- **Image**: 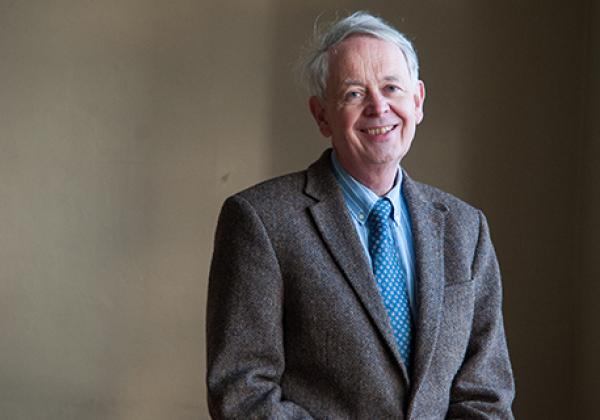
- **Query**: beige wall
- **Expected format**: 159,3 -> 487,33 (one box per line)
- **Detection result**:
0,1 -> 274,418
0,1 -> 597,419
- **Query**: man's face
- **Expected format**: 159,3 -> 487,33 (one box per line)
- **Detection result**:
310,35 -> 425,178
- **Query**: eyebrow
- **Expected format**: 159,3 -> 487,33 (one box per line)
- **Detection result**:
342,75 -> 402,86
342,79 -> 364,86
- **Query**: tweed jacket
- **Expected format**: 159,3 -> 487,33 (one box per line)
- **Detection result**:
206,150 -> 514,419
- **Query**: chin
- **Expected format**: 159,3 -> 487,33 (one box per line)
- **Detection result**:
366,146 -> 406,165
366,153 -> 399,166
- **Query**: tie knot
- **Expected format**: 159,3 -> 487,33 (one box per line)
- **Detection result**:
368,198 -> 392,227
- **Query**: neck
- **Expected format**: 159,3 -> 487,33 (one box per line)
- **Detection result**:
342,160 -> 399,196
356,168 -> 397,196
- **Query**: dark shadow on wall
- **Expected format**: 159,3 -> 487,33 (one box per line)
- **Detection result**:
453,4 -> 587,420
572,2 -> 600,416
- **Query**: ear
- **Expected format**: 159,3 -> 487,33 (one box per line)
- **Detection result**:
414,80 -> 426,124
309,96 -> 332,137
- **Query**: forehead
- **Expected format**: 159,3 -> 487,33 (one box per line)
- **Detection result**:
327,35 -> 410,84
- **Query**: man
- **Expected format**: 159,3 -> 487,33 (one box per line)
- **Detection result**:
207,11 -> 514,419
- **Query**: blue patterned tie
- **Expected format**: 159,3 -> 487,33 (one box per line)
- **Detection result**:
367,198 -> 413,368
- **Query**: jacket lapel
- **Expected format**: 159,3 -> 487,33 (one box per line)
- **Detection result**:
402,174 -> 447,405
304,152 -> 410,382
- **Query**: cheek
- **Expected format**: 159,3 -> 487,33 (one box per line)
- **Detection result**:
329,105 -> 365,139
394,99 -> 419,121
343,110 -> 362,131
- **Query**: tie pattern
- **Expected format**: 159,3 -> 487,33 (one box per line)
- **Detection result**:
367,198 -> 413,368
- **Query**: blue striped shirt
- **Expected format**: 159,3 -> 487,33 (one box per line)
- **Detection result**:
330,152 -> 416,314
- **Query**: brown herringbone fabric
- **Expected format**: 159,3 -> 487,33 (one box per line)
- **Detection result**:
206,149 -> 514,419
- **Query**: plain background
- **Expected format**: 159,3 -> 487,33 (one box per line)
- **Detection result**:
1,1 -> 599,419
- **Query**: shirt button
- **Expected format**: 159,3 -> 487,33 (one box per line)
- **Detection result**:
358,213 -> 365,221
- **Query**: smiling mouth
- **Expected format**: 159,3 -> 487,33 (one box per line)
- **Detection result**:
360,125 -> 398,136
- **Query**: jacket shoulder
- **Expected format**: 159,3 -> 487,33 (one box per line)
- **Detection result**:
406,178 -> 485,242
223,170 -> 313,217
410,179 -> 480,217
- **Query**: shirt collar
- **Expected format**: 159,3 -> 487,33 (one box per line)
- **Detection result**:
330,150 -> 403,225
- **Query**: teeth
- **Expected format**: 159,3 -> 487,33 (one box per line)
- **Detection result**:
366,125 -> 394,135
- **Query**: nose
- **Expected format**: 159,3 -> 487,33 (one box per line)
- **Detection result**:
365,91 -> 390,116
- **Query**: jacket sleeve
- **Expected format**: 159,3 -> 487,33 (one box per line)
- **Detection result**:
446,211 -> 515,419
206,195 -> 314,420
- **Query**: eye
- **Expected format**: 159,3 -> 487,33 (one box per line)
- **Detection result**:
385,84 -> 403,94
344,90 -> 364,102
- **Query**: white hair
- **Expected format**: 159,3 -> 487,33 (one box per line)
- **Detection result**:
300,11 -> 420,98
